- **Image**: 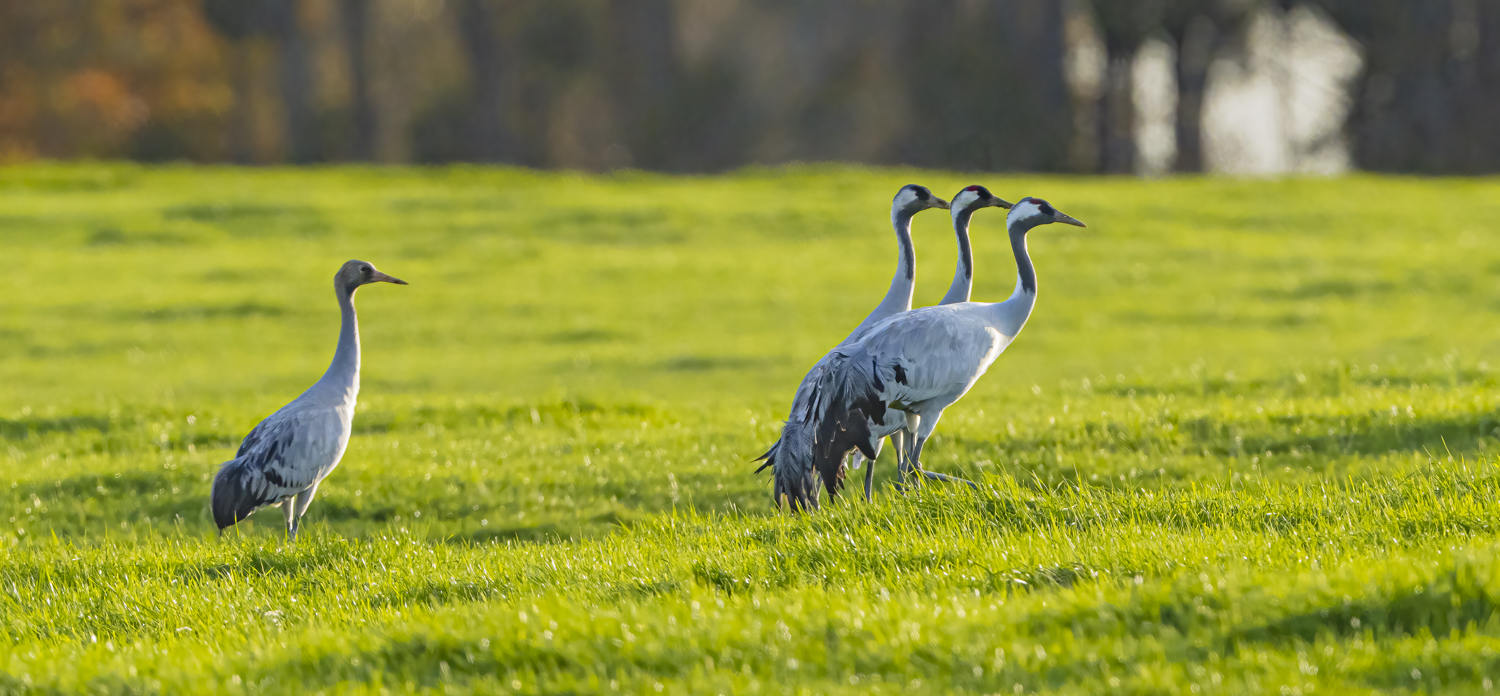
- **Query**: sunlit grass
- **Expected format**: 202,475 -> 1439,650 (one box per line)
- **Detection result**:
2,165 -> 1500,693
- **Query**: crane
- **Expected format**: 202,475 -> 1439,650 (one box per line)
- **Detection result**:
755,184 -> 949,511
808,198 -> 1085,497
210,259 -> 407,539
884,184 -> 1011,494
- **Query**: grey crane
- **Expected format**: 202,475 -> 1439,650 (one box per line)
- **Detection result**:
883,184 -> 1011,495
807,198 -> 1084,497
755,184 -> 949,511
211,259 -> 406,539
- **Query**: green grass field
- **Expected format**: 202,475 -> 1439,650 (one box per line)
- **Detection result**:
3,164 -> 1500,694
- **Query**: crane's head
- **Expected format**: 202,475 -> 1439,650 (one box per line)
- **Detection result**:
951,185 -> 1013,218
892,184 -> 950,214
1006,197 -> 1086,231
336,259 -> 407,296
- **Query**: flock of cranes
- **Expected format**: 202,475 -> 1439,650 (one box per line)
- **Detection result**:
208,185 -> 1083,537
756,185 -> 1083,511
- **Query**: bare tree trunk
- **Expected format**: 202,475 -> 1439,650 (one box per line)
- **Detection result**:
1086,0 -> 1155,174
340,0 -> 375,161
606,0 -> 678,169
1312,0 -> 1500,173
892,0 -> 1072,171
454,0 -> 508,162
227,44 -> 256,163
267,0 -> 315,162
1480,0 -> 1500,169
1000,0 -> 1075,170
1173,15 -> 1217,172
1099,45 -> 1136,174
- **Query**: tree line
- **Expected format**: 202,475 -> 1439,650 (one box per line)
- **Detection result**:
0,0 -> 1495,173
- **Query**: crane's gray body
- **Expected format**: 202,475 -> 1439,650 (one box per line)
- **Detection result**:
211,368 -> 358,534
211,260 -> 403,538
757,185 -> 946,510
780,198 -> 1081,506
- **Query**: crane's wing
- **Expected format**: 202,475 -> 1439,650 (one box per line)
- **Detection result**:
211,405 -> 348,529
752,307 -> 991,509
753,306 -> 892,475
810,307 -> 1003,487
752,348 -> 842,511
753,419 -> 821,511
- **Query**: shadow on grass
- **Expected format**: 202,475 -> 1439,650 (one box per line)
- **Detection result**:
134,302 -> 290,322
1233,573 -> 1495,647
351,399 -> 660,435
0,415 -> 115,439
968,406 -> 1500,464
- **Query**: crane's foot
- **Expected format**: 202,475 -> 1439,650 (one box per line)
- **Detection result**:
920,470 -> 978,490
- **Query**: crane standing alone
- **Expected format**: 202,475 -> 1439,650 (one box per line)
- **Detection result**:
755,184 -> 950,511
211,260 -> 406,539
809,198 -> 1085,492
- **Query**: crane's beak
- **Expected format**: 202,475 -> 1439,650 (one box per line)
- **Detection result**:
1054,212 -> 1086,228
372,271 -> 408,285
993,198 -> 1014,209
932,196 -> 951,210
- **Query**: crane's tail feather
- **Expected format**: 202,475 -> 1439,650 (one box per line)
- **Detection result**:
809,352 -> 889,496
211,456 -> 269,530
754,421 -> 820,512
752,441 -> 776,474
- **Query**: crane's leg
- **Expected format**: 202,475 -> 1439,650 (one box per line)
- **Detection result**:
896,435 -> 916,492
908,412 -> 977,490
893,413 -> 920,492
290,482 -> 320,541
281,499 -> 296,540
870,429 -> 888,501
863,450 -> 875,501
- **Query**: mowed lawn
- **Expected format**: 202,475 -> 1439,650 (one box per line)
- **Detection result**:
3,164 -> 1500,693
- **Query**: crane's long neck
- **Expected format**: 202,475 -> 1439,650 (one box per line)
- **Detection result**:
316,285 -> 361,402
841,207 -> 916,345
939,207 -> 975,305
1010,226 -> 1037,298
978,224 -> 1039,337
878,207 -> 918,313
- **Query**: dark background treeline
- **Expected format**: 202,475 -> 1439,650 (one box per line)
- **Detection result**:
1,0 -> 1496,174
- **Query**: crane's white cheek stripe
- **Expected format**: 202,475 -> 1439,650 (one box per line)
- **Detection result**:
1007,201 -> 1042,226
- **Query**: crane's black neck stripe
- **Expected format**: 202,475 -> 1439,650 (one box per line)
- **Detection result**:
894,209 -> 917,281
903,234 -> 915,281
1010,225 -> 1037,294
954,208 -> 975,281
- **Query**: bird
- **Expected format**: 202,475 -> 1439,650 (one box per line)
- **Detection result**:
879,184 -> 1011,495
808,197 -> 1085,495
755,184 -> 950,511
939,185 -> 1013,305
211,259 -> 407,539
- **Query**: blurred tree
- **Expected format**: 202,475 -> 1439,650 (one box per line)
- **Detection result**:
267,0 -> 316,162
440,0 -> 609,167
5,0 -> 1500,174
1086,0 -> 1167,174
452,0 -> 513,162
604,0 -> 679,169
200,0 -> 315,162
0,0 -> 229,161
1309,0 -> 1500,173
200,0 -> 267,161
897,0 -> 1075,171
339,0 -> 376,160
1159,0 -> 1257,173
